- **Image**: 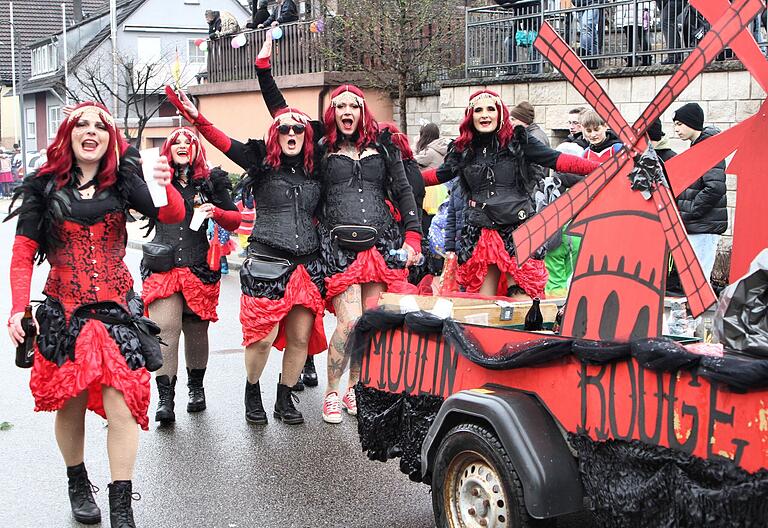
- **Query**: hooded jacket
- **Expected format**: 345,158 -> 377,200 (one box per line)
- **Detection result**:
583,129 -> 623,163
415,137 -> 449,169
264,0 -> 299,25
676,127 -> 727,235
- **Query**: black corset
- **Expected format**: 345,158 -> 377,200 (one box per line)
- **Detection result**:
322,154 -> 393,230
151,182 -> 209,268
249,167 -> 321,255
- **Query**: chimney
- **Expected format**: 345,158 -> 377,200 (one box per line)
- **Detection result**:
73,0 -> 83,23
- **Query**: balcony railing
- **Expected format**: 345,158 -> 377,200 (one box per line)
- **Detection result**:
466,0 -> 768,78
206,20 -> 330,83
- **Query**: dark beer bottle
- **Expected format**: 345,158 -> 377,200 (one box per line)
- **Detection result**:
524,297 -> 544,331
15,305 -> 36,369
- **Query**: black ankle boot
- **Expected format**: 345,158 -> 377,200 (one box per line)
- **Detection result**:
155,375 -> 176,424
301,355 -> 319,387
245,380 -> 268,424
274,383 -> 304,425
186,368 -> 207,412
66,463 -> 101,524
108,480 -> 139,528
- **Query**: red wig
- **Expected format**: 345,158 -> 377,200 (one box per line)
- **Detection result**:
38,102 -> 127,190
322,84 -> 378,152
160,127 -> 209,180
453,89 -> 514,153
265,107 -> 315,174
379,122 -> 414,160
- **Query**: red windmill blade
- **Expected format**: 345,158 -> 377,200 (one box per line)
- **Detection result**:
513,149 -> 631,262
650,184 -> 717,316
534,23 -> 640,148
634,0 -> 764,134
691,0 -> 768,92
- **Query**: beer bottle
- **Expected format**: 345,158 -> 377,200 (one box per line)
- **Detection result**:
15,305 -> 36,369
524,297 -> 544,331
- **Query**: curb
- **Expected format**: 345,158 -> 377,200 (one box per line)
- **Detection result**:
126,240 -> 243,271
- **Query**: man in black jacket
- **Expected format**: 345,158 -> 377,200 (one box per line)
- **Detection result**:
259,0 -> 299,27
673,102 -> 727,282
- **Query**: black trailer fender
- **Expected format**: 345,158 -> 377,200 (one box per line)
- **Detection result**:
420,386 -> 584,519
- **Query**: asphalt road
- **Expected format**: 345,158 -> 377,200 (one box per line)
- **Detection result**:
0,208 -> 594,527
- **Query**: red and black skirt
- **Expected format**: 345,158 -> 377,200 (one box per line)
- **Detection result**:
456,223 -> 548,298
239,255 -> 327,355
29,296 -> 153,430
318,221 -> 415,311
142,266 -> 221,321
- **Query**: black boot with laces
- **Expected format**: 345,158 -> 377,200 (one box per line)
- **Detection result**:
186,368 -> 207,412
301,356 -> 319,387
67,463 -> 101,524
274,383 -> 304,425
155,375 -> 176,424
245,380 -> 268,424
108,480 -> 139,528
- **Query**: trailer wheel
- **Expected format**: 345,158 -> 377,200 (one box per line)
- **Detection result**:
431,423 -> 549,528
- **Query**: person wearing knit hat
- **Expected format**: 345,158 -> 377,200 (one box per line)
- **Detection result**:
421,89 -> 599,301
165,58 -> 327,426
249,34 -> 424,424
672,103 -> 727,284
509,101 -> 535,126
672,102 -> 704,132
648,118 -> 677,162
509,100 -> 552,201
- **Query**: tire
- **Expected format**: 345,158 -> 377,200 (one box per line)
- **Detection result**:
431,423 -> 551,528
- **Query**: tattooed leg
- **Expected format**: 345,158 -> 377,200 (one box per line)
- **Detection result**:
326,284 -> 362,393
347,282 -> 386,387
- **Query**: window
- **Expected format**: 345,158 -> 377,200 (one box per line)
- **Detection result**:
48,106 -> 61,139
25,108 -> 36,140
31,43 -> 59,77
188,39 -> 206,64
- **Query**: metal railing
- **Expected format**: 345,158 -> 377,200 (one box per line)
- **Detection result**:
206,20 -> 331,83
466,0 -> 768,78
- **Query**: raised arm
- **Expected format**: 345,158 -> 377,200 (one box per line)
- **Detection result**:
120,148 -> 185,223
523,135 -> 599,175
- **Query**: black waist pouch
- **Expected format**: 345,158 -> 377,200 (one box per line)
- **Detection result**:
142,242 -> 174,273
330,225 -> 378,251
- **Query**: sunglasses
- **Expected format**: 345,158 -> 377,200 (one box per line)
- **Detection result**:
277,123 -> 306,135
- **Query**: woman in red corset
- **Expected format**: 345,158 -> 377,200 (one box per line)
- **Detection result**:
5,102 -> 184,527
422,90 -> 598,298
140,127 -> 240,424
167,85 -> 326,426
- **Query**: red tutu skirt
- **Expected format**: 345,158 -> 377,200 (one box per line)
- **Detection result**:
142,267 -> 220,321
240,264 -> 327,355
459,228 -> 548,298
30,320 -> 151,430
325,247 -> 416,312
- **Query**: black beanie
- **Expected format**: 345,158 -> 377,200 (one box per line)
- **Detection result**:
648,119 -> 664,141
673,103 -> 704,131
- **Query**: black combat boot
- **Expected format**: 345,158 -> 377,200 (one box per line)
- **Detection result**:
301,355 -> 319,387
66,463 -> 101,524
155,375 -> 176,424
274,383 -> 304,425
245,380 -> 268,424
186,368 -> 207,412
108,480 -> 139,528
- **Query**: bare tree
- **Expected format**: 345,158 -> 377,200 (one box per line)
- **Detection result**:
67,50 -> 184,146
323,0 -> 464,134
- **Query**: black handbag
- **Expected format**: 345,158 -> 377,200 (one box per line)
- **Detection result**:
242,253 -> 293,281
142,242 -> 174,273
470,195 -> 534,226
330,225 -> 378,251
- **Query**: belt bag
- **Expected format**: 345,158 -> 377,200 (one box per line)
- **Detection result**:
330,225 -> 378,251
470,195 -> 534,226
142,242 -> 174,273
242,253 -> 293,281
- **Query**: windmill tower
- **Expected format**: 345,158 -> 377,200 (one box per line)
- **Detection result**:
513,0 -> 765,340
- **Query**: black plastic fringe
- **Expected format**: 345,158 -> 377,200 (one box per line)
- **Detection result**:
570,434 -> 768,527
355,383 -> 444,483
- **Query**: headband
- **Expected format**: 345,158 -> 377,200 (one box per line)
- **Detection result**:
68,104 -> 120,161
331,90 -> 364,107
467,92 -> 502,109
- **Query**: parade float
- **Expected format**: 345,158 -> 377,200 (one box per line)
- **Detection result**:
352,0 -> 768,526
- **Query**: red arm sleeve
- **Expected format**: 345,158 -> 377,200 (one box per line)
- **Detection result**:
404,231 -> 422,251
422,167 -> 440,187
193,113 -> 232,153
156,184 -> 186,224
10,235 -> 38,315
212,207 -> 242,232
555,153 -> 599,175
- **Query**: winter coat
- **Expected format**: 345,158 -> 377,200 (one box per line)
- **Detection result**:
444,180 -> 467,253
676,127 -> 727,235
653,136 -> 677,162
614,1 -> 655,28
565,132 -> 589,149
250,0 -> 270,27
264,0 -> 299,25
526,123 -> 551,183
415,137 -> 449,169
583,129 -> 623,163
208,11 -> 240,38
